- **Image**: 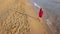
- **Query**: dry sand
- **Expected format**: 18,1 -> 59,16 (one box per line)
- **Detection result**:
0,0 -> 53,34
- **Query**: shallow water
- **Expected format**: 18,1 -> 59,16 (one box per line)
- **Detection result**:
29,0 -> 60,15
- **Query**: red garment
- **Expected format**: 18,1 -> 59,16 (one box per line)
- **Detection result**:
39,9 -> 43,18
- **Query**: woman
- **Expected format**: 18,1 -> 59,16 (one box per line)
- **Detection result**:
39,8 -> 43,18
